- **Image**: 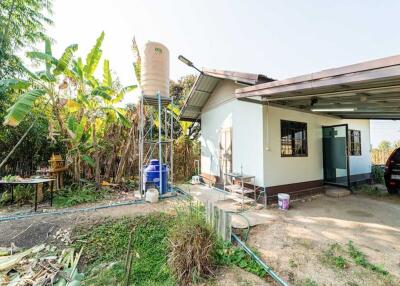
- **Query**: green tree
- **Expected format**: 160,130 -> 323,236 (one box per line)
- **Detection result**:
378,140 -> 392,151
0,0 -> 53,77
0,0 -> 54,175
2,33 -> 136,185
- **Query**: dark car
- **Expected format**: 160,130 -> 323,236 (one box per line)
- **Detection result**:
384,148 -> 400,194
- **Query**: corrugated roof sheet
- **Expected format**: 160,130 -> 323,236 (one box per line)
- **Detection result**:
180,68 -> 273,121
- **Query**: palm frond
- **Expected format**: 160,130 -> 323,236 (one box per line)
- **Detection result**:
84,31 -> 105,78
102,59 -> 112,86
132,37 -> 141,83
3,89 -> 46,126
53,44 -> 78,75
26,51 -> 58,66
0,79 -> 30,90
111,84 -> 137,103
91,86 -> 112,100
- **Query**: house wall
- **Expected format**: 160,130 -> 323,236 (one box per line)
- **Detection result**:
262,105 -> 371,189
199,82 -> 371,192
200,80 -> 265,186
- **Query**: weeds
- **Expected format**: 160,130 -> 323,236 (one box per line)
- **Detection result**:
323,243 -> 348,269
214,240 -> 266,277
348,241 -> 388,276
301,278 -> 318,286
354,184 -> 384,196
53,184 -> 107,208
73,214 -> 176,285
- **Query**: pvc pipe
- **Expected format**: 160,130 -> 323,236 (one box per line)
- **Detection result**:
232,233 -> 288,286
0,191 -> 187,222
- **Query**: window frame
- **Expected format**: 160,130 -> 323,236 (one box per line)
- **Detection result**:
280,119 -> 308,157
348,129 -> 362,156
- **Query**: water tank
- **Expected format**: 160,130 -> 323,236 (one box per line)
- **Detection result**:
143,159 -> 169,194
140,41 -> 170,97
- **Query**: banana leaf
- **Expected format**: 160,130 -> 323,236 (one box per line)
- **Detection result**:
3,89 -> 46,126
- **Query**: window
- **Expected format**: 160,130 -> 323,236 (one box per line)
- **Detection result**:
348,130 -> 361,156
281,120 -> 308,157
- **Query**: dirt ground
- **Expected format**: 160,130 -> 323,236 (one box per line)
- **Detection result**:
247,189 -> 400,286
207,266 -> 270,286
0,198 -> 180,248
0,195 -> 266,286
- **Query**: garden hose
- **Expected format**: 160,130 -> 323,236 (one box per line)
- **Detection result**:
232,233 -> 289,286
0,191 -> 187,222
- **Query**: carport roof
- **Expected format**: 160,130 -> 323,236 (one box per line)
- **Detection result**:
236,55 -> 400,119
179,68 -> 273,122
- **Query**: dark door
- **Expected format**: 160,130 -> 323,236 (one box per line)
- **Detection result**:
322,124 -> 350,188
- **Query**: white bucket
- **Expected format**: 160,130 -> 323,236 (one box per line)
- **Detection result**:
145,188 -> 159,203
191,175 -> 200,185
278,193 -> 290,210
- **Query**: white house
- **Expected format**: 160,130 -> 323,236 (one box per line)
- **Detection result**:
180,55 -> 400,198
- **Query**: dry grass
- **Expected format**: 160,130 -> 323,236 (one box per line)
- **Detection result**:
168,204 -> 216,285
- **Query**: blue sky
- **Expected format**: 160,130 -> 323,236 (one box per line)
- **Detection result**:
47,0 -> 400,147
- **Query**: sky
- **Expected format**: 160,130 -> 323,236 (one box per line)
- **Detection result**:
46,0 -> 400,147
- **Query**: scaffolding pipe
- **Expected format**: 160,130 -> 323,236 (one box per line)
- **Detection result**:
170,97 -> 174,192
158,91 -> 163,194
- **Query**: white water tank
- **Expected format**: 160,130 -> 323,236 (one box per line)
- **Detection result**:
140,41 -> 170,97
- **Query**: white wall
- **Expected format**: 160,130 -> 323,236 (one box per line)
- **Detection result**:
200,82 -> 371,188
200,80 -> 265,186
263,105 -> 371,187
347,119 -> 371,175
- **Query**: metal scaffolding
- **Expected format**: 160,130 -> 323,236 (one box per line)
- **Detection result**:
138,92 -> 174,197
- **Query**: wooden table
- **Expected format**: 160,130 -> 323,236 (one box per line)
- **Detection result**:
0,178 -> 55,211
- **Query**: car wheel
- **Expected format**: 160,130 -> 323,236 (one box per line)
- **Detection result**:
387,187 -> 398,194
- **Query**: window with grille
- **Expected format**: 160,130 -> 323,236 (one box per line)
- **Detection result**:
280,120 -> 308,157
348,130 -> 361,156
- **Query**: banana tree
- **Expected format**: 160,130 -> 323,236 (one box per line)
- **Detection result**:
2,32 -> 136,184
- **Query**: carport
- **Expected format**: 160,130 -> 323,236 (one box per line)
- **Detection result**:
235,55 -> 400,188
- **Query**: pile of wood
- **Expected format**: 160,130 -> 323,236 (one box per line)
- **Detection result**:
0,244 -> 83,286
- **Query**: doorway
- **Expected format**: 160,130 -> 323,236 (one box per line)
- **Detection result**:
322,124 -> 350,188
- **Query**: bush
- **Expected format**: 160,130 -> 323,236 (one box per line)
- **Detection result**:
168,203 -> 216,285
371,165 -> 384,184
53,183 -> 107,208
0,185 -> 34,206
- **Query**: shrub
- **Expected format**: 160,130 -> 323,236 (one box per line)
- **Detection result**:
168,203 -> 216,285
53,183 -> 107,208
371,165 -> 384,184
214,240 -> 266,277
0,185 -> 34,206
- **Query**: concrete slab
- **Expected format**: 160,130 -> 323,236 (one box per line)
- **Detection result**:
179,184 -> 272,229
325,187 -> 351,198
231,211 -> 276,229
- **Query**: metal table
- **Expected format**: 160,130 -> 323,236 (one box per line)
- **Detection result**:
0,178 -> 55,211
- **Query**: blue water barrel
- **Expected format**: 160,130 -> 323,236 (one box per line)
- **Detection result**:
143,159 -> 168,194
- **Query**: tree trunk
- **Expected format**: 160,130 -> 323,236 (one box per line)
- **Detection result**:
0,119 -> 36,170
116,125 -> 135,183
104,125 -> 121,180
93,120 -> 101,186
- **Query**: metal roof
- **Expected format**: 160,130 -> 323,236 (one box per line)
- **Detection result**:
236,55 -> 400,119
180,68 -> 273,121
